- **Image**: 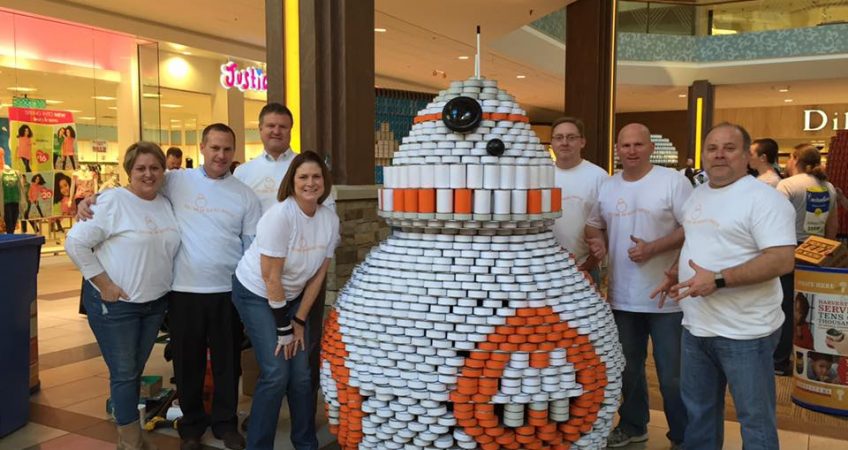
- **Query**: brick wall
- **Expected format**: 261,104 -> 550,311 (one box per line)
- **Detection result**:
326,185 -> 389,305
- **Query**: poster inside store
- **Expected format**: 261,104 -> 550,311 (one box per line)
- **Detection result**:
7,107 -> 78,219
792,266 -> 848,415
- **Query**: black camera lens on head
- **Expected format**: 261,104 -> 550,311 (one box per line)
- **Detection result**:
442,96 -> 482,133
486,139 -> 506,157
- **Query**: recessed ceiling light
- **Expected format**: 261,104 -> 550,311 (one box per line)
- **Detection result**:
160,103 -> 183,108
182,51 -> 192,56
458,56 -> 469,60
66,109 -> 83,113
142,93 -> 161,98
108,106 -> 117,110
784,99 -> 794,103
678,94 -> 687,98
78,116 -> 96,120
45,99 -> 64,105
374,28 -> 387,33
778,87 -> 790,93
7,87 -> 37,92
516,75 -> 526,79
92,96 -> 116,101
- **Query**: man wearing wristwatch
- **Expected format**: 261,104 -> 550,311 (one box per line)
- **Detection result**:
651,122 -> 796,450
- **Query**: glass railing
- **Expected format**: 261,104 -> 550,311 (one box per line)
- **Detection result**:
617,0 -> 848,37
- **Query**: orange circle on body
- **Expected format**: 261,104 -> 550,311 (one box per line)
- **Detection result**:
450,306 -> 608,449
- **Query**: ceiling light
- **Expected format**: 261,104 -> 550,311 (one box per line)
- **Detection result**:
778,87 -> 790,93
458,56 -> 469,60
516,75 -> 526,79
170,119 -> 181,123
7,87 -> 37,92
678,94 -> 687,98
160,103 -> 183,109
78,116 -> 96,120
784,99 -> 794,103
45,99 -> 64,105
92,96 -> 116,101
66,109 -> 83,113
108,106 -> 117,110
142,93 -> 161,98
374,28 -> 387,33
182,51 -> 192,56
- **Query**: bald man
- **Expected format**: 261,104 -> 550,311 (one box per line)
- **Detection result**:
585,123 -> 692,449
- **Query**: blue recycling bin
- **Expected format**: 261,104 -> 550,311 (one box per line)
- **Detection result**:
0,234 -> 44,437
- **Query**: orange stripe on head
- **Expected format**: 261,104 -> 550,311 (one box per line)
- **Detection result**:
451,307 -> 608,449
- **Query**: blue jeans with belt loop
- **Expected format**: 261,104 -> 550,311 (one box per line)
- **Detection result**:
231,275 -> 318,450
682,328 -> 781,450
82,280 -> 167,425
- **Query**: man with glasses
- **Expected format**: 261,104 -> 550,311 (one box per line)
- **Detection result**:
549,116 -> 608,285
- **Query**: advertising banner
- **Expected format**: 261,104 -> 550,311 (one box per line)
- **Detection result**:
7,108 -> 78,220
792,265 -> 848,416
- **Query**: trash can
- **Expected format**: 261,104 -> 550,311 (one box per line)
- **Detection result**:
0,234 -> 45,437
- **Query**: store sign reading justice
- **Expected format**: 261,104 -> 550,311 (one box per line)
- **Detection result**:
220,62 -> 268,92
804,109 -> 848,132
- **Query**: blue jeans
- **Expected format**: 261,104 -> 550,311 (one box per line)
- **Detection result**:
82,280 -> 167,425
682,328 -> 780,450
231,276 -> 317,450
614,310 -> 687,444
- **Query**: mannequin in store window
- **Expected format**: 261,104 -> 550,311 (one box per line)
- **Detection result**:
17,124 -> 33,173
2,147 -> 25,233
60,126 -> 77,170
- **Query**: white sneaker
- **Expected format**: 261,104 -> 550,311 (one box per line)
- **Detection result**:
606,428 -> 649,448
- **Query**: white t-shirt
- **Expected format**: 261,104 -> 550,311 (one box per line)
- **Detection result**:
552,160 -> 608,264
776,174 -> 836,242
234,148 -> 336,214
164,168 -> 262,293
756,170 -> 781,188
587,165 -> 692,313
65,188 -> 180,303
236,197 -> 340,301
678,175 -> 796,339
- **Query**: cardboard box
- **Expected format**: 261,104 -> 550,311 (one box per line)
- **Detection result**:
796,236 -> 848,267
241,349 -> 259,397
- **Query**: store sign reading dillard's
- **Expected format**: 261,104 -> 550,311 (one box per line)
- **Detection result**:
804,109 -> 848,132
220,61 -> 267,92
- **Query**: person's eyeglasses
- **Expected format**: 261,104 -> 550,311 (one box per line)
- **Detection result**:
552,134 -> 582,143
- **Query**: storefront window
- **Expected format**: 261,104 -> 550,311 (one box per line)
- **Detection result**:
0,9 -> 136,241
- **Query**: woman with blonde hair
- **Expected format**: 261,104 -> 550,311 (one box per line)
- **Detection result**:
65,142 -> 180,450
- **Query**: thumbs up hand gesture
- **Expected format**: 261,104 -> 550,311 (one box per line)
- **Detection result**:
627,235 -> 654,263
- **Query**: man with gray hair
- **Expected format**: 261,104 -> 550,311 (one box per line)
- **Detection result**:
652,122 -> 795,449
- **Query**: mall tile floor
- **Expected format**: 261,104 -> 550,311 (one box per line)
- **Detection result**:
1,254 -> 847,450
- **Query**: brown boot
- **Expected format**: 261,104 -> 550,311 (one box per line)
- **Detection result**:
116,421 -> 144,450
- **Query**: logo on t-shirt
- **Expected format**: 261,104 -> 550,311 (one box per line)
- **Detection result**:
804,187 -> 831,236
259,177 -> 276,194
615,198 -> 627,213
195,194 -> 208,208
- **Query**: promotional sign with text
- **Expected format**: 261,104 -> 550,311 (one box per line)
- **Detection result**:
793,265 -> 848,415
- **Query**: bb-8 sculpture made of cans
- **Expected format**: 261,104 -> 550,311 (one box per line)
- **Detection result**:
321,77 -> 624,450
